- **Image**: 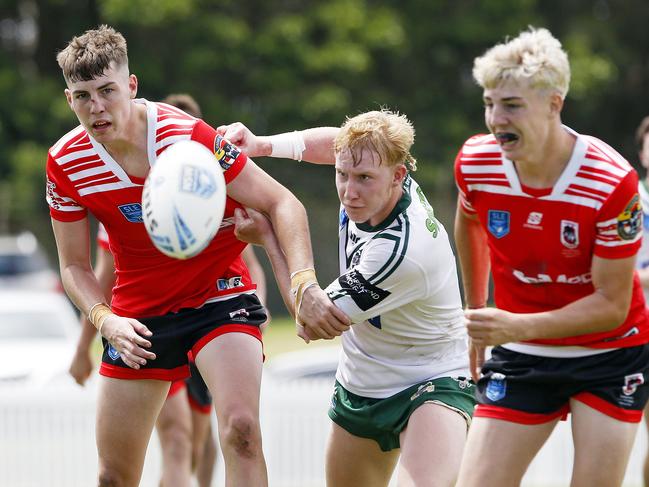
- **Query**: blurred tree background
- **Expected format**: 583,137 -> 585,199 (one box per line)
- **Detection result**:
1,0 -> 649,314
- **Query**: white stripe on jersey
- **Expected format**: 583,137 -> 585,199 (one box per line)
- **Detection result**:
50,126 -> 86,156
68,166 -> 113,182
78,180 -> 141,196
460,164 -> 506,174
155,133 -> 193,152
56,148 -> 98,165
465,184 -> 519,196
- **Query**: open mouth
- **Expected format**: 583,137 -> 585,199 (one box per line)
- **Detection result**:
92,121 -> 111,130
495,132 -> 519,145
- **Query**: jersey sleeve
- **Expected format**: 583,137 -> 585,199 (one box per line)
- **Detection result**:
594,169 -> 642,259
191,120 -> 248,184
324,237 -> 425,324
46,151 -> 87,222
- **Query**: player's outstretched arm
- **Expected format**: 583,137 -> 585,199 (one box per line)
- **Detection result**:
69,244 -> 116,385
52,218 -> 156,370
217,122 -> 339,165
234,208 -> 350,342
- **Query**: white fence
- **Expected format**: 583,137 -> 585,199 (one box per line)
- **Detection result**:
0,378 -> 648,487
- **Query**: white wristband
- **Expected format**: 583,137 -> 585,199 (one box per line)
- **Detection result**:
269,131 -> 306,161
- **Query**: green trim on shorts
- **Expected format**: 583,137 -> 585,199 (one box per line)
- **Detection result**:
328,376 -> 476,451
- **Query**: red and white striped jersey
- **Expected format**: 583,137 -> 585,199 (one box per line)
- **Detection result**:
46,99 -> 254,318
455,128 -> 649,348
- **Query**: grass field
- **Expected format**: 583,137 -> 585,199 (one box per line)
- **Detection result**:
263,315 -> 340,358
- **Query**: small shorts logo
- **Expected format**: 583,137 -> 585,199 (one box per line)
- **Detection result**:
107,344 -> 121,361
410,381 -> 435,401
622,373 -> 645,396
485,373 -> 507,402
229,308 -> 250,321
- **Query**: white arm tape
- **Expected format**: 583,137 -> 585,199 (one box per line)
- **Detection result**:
269,131 -> 306,161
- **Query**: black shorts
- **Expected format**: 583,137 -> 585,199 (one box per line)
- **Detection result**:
99,293 -> 266,381
475,344 -> 649,424
186,360 -> 213,413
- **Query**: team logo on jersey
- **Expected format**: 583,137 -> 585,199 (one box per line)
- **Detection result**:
485,373 -> 507,401
214,135 -> 241,170
560,220 -> 579,249
487,210 -> 510,239
617,194 -> 642,240
107,344 -> 121,361
180,165 -> 216,199
622,373 -> 645,396
118,203 -> 144,223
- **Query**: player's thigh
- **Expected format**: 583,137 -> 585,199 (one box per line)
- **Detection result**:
194,332 -> 263,420
570,398 -> 640,487
398,402 -> 467,487
156,386 -> 192,446
456,416 -> 558,487
326,421 -> 399,487
96,377 -> 170,476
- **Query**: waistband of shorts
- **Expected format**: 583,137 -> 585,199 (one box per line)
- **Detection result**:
500,342 -> 619,358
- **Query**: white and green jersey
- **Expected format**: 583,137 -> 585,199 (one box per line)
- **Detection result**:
325,176 -> 469,398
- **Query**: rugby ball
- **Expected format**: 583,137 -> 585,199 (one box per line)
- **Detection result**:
142,140 -> 226,259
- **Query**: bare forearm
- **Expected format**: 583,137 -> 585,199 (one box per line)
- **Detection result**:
259,232 -> 294,316
60,263 -> 110,316
268,196 -> 315,275
514,290 -> 631,341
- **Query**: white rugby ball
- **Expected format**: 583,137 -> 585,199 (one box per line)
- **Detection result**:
142,140 -> 226,259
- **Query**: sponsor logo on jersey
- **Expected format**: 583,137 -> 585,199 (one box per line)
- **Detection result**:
487,210 -> 510,239
118,203 -> 143,223
622,373 -> 645,396
214,135 -> 241,170
485,373 -> 507,402
217,276 -> 244,291
617,194 -> 642,240
329,269 -> 390,311
524,211 -> 543,229
560,220 -> 579,249
107,344 -> 121,361
229,308 -> 250,321
46,179 -> 62,209
410,381 -> 435,401
512,270 -> 592,284
416,186 -> 439,237
180,165 -> 216,199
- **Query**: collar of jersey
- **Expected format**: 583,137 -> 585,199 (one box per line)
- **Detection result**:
356,186 -> 412,232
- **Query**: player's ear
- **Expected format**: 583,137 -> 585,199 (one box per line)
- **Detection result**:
64,89 -> 73,108
393,164 -> 407,186
128,74 -> 138,99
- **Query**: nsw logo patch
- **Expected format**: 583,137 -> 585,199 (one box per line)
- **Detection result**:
107,344 -> 121,361
118,203 -> 143,223
487,210 -> 510,239
485,373 -> 507,402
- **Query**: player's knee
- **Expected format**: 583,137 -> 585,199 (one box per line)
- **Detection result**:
97,468 -> 124,487
220,413 -> 261,458
161,425 -> 192,462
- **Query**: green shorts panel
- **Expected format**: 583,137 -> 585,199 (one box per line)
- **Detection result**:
328,376 -> 476,451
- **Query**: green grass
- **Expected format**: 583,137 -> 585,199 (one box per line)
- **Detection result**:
263,315 -> 340,358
